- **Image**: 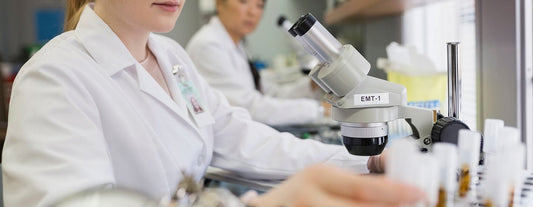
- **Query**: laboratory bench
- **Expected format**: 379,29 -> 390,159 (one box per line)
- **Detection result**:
203,123 -> 343,196
204,167 -> 280,193
270,123 -> 343,145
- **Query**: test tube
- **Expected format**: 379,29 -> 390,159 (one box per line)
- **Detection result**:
416,155 -> 440,207
500,130 -> 525,207
386,139 -> 440,207
386,139 -> 419,184
497,126 -> 522,151
457,129 -> 481,199
483,119 -> 504,165
482,144 -> 524,207
433,143 -> 458,207
483,157 -> 511,207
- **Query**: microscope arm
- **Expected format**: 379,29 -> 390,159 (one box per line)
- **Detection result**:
322,75 -> 437,150
287,13 -> 448,155
398,106 -> 436,150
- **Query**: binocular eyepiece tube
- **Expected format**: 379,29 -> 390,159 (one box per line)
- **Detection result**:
289,14 -> 342,63
288,13 -> 388,156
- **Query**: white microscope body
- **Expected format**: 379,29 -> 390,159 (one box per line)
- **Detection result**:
288,14 -> 437,155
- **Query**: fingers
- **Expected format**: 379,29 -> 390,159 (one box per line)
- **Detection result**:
379,150 -> 388,171
367,151 -> 388,173
295,186 -> 392,207
240,190 -> 259,205
301,195 -> 366,207
367,156 -> 383,173
305,165 -> 423,205
303,187 -> 413,207
259,165 -> 424,207
346,176 -> 425,204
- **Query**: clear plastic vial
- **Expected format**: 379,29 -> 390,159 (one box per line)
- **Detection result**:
433,143 -> 458,207
457,130 -> 481,199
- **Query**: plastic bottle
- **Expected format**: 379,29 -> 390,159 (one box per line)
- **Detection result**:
433,143 -> 458,207
457,129 -> 481,199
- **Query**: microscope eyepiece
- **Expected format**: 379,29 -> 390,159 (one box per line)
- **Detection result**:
288,22 -> 299,37
287,13 -> 341,63
292,13 -> 317,36
277,16 -> 287,27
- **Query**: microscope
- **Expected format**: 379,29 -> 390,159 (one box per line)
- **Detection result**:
287,14 -> 469,156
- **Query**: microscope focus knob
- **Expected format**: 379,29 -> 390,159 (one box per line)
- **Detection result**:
431,116 -> 469,144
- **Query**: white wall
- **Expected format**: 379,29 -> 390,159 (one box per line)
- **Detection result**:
162,0 -> 329,60
0,0 -> 65,61
0,0 -> 328,63
246,0 -> 327,63
0,0 -> 200,61
162,0 -> 203,46
476,0 -> 533,169
0,0 -> 7,61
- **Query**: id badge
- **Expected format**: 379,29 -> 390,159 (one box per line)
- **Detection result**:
175,65 -> 214,126
178,81 -> 205,115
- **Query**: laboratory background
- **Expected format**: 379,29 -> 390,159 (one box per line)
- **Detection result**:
0,0 -> 532,206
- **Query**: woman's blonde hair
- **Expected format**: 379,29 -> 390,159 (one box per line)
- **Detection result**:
64,0 -> 93,31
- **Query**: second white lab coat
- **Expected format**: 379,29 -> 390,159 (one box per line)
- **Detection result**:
1,5 -> 368,207
186,17 -> 320,126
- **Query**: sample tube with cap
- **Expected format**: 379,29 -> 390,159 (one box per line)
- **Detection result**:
483,156 -> 511,207
482,143 -> 524,207
497,126 -> 522,151
500,127 -> 524,207
386,139 -> 419,185
506,145 -> 525,207
457,129 -> 481,199
416,155 -> 440,207
433,143 -> 458,207
482,119 -> 504,165
386,139 -> 440,207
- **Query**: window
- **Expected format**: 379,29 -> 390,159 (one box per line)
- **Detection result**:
401,0 -> 477,130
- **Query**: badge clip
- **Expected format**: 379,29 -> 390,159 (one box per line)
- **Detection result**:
172,65 -> 181,75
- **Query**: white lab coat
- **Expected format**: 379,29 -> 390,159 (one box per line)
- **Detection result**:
186,17 -> 319,126
1,5 -> 368,207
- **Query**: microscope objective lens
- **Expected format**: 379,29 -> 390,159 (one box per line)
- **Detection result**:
341,136 -> 388,156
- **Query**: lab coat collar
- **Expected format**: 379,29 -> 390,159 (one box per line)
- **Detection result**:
208,16 -> 249,62
75,4 -> 151,76
208,17 -> 243,51
75,4 -> 202,134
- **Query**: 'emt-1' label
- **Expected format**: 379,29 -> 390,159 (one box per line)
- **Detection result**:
354,93 -> 390,106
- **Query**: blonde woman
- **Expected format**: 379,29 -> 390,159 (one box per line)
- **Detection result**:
2,0 -> 419,206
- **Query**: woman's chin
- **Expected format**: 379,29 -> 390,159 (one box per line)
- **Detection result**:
152,24 -> 176,33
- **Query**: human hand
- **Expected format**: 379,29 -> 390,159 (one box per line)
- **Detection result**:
367,150 -> 388,173
248,164 -> 424,207
321,102 -> 332,118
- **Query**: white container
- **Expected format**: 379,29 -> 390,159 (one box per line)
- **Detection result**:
483,119 -> 504,154
457,129 -> 481,198
433,143 -> 458,207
